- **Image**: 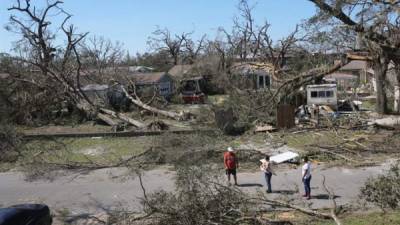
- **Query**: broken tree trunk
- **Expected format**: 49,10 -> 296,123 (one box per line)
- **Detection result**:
394,63 -> 400,113
76,100 -> 122,127
97,112 -> 120,127
121,86 -> 185,121
373,54 -> 389,114
100,108 -> 146,128
256,198 -> 332,219
395,85 -> 400,113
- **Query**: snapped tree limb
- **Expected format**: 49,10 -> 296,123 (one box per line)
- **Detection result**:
121,86 -> 185,121
99,108 -> 146,128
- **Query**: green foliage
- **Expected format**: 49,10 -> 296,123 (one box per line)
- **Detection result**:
360,163 -> 400,211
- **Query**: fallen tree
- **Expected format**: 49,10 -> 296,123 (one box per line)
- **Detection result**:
256,58 -> 348,111
308,0 -> 400,114
121,86 -> 185,121
99,108 -> 146,128
6,0 -> 153,129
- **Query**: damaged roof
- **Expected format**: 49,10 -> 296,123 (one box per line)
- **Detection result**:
168,65 -> 195,78
230,62 -> 279,81
231,62 -> 274,74
325,73 -> 358,80
81,84 -> 109,91
130,72 -> 171,84
340,60 -> 368,71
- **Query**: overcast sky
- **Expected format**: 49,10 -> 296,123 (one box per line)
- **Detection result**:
0,0 -> 316,54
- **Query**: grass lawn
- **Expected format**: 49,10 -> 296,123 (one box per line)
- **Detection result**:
17,123 -> 114,135
20,136 -> 154,166
281,129 -> 370,151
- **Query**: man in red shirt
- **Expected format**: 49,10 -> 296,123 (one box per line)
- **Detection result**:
224,147 -> 239,185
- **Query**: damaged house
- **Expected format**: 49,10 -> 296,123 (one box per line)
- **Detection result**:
81,84 -> 109,105
128,72 -> 174,100
325,60 -> 375,94
306,84 -> 338,110
81,84 -> 131,111
168,65 -> 197,81
168,64 -> 212,103
230,62 -> 274,90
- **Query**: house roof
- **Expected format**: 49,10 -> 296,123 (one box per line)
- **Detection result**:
340,60 -> 368,71
307,84 -> 337,89
231,62 -> 274,74
168,65 -> 194,78
82,84 -> 109,91
231,62 -> 279,81
325,73 -> 358,80
130,72 -> 170,84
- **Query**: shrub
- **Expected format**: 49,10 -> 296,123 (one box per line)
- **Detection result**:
360,163 -> 400,211
0,123 -> 22,162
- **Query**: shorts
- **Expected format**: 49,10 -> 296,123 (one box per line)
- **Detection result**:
226,169 -> 236,176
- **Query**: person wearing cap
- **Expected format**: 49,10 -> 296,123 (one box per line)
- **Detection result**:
224,147 -> 239,185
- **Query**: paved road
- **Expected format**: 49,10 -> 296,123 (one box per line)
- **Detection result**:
0,163 -> 389,215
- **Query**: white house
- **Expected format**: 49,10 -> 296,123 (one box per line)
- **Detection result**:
306,84 -> 338,109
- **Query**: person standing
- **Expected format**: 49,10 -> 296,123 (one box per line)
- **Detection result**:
224,147 -> 238,185
302,156 -> 312,200
260,155 -> 276,193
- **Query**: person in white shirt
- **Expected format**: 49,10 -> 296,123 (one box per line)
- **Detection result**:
260,155 -> 276,193
302,156 -> 312,200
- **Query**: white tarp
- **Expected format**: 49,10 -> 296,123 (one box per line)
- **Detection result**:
270,151 -> 299,164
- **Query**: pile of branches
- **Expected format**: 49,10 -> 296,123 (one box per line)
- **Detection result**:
0,123 -> 22,163
138,166 -> 251,225
110,165 -> 342,225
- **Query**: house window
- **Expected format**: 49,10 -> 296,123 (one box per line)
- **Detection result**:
326,91 -> 334,97
257,75 -> 270,89
159,82 -> 171,95
311,91 -> 318,98
310,90 -> 335,98
258,76 -> 264,88
265,76 -> 270,87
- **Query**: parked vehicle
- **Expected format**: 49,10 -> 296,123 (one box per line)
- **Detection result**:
0,204 -> 52,225
180,76 -> 207,104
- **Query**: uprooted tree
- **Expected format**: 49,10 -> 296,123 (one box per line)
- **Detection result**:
6,0 -> 184,128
